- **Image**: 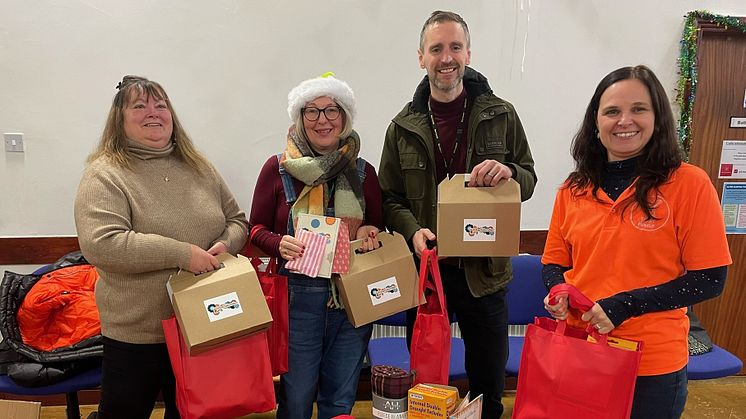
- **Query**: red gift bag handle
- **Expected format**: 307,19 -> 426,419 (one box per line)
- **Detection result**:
548,283 -> 595,311
547,283 -> 608,344
417,248 -> 447,314
249,224 -> 279,273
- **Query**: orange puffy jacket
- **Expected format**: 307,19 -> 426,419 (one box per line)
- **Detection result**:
17,264 -> 100,352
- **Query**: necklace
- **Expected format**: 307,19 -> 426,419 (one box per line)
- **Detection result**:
427,96 -> 468,176
144,157 -> 174,182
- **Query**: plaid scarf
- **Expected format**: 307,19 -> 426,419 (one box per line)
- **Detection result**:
281,126 -> 365,239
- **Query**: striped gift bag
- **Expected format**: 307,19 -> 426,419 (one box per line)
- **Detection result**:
285,229 -> 327,278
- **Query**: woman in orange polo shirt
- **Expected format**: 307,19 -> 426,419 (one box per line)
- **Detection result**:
542,65 -> 731,419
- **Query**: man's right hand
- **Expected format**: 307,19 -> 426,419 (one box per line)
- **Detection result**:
412,228 -> 436,257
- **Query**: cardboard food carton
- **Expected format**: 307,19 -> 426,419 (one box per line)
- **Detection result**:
436,175 -> 521,257
0,400 -> 41,419
167,253 -> 272,354
335,232 -> 422,327
408,383 -> 459,418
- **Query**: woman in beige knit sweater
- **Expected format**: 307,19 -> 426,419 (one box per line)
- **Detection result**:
74,75 -> 248,419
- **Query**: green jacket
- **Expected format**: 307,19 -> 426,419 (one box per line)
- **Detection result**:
379,67 -> 537,297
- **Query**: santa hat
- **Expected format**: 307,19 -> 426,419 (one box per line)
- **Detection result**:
287,72 -> 356,124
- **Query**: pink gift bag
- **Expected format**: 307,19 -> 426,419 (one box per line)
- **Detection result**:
332,221 -> 351,274
285,228 -> 327,278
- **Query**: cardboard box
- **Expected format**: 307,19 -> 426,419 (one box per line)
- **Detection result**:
335,232 -> 422,327
0,400 -> 41,419
408,384 -> 459,418
436,175 -> 521,257
167,253 -> 272,354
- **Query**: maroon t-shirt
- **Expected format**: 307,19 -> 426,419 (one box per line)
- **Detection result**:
249,155 -> 384,258
429,88 -> 470,182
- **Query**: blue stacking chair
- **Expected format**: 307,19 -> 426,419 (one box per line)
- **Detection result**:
687,345 -> 743,379
367,310 -> 467,381
505,254 -> 550,376
0,366 -> 102,419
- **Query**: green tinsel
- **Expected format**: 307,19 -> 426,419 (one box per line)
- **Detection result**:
677,11 -> 746,160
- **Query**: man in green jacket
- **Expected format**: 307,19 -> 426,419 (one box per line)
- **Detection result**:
378,10 -> 537,418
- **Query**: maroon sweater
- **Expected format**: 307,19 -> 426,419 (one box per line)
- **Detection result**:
249,155 -> 384,258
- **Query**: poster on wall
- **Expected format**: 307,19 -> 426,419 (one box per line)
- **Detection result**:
718,140 -> 746,179
721,182 -> 746,234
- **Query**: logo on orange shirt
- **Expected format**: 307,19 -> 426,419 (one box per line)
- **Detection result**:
629,196 -> 670,231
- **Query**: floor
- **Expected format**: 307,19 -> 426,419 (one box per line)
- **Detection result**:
40,376 -> 746,419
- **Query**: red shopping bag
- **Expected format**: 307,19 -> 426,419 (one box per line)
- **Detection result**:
248,225 -> 289,376
251,256 -> 289,376
162,316 -> 276,419
512,284 -> 642,419
410,248 -> 450,385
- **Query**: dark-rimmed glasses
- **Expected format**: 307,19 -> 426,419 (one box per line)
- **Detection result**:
302,106 -> 342,122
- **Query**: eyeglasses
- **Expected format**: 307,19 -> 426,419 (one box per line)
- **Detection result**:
302,106 -> 342,122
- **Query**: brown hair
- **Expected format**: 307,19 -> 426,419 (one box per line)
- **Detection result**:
419,10 -> 470,52
87,75 -> 210,173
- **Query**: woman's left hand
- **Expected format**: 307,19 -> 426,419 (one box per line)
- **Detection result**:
355,225 -> 381,253
581,303 -> 615,334
207,241 -> 228,256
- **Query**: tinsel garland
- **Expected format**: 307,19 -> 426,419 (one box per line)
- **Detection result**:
677,11 -> 746,160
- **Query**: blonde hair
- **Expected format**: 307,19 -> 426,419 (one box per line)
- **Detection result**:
88,75 -> 210,174
293,98 -> 353,147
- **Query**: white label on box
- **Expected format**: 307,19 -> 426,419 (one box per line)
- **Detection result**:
203,291 -> 243,322
367,276 -> 401,306
463,218 -> 497,241
372,407 -> 408,419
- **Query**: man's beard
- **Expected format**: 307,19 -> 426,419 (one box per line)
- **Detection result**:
430,68 -> 464,94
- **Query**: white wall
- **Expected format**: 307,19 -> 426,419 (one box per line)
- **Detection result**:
1,0 -> 745,238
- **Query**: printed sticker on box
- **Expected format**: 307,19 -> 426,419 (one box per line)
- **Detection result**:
463,219 -> 496,242
367,276 -> 401,306
203,291 -> 243,322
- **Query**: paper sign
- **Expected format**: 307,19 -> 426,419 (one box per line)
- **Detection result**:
718,141 -> 746,179
722,182 -> 746,234
730,117 -> 746,128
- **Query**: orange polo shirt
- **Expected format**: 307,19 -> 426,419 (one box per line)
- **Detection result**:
542,164 -> 731,375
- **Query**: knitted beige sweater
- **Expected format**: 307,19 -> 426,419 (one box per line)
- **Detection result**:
74,141 -> 248,344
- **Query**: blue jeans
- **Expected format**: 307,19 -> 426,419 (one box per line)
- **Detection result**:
277,273 -> 373,419
630,366 -> 688,419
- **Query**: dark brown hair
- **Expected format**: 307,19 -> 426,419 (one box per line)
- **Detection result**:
566,65 -> 682,219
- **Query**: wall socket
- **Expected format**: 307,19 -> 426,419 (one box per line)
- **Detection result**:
4,133 -> 24,152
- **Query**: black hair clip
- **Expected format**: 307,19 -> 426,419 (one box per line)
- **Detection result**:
116,81 -> 123,90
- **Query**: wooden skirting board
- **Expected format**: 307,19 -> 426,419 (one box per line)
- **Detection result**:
0,231 -> 547,265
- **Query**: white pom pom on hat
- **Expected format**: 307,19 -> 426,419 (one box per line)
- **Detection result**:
287,72 -> 356,124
